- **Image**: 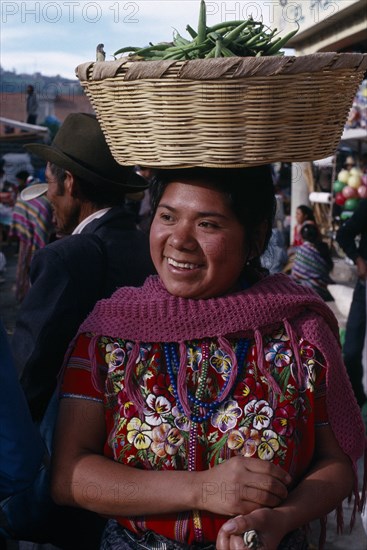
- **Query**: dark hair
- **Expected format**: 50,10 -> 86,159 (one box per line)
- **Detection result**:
150,165 -> 276,278
297,205 -> 315,222
301,223 -> 333,272
49,163 -> 126,207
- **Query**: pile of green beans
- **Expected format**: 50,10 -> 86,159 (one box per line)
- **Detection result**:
113,0 -> 298,61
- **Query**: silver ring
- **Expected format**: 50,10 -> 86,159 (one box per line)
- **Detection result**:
243,529 -> 260,549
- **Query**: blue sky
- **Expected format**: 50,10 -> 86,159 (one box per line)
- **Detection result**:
0,1 -> 284,80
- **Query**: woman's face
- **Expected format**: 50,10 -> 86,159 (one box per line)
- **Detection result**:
150,180 -> 247,299
296,208 -> 305,225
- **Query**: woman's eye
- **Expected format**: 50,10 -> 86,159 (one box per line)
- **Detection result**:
199,221 -> 219,229
160,212 -> 173,222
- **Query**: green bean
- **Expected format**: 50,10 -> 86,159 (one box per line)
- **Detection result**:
186,24 -> 198,39
113,1 -> 299,60
113,46 -> 141,56
134,43 -> 173,56
214,38 -> 223,57
221,46 -> 236,57
161,50 -> 186,60
251,38 -> 272,49
162,40 -> 210,60
242,30 -> 266,47
222,21 -> 252,46
175,39 -> 210,54
173,30 -> 191,47
262,37 -> 282,53
206,20 -> 249,33
207,31 -> 222,44
266,26 -> 299,54
197,0 -> 207,44
205,47 -> 216,59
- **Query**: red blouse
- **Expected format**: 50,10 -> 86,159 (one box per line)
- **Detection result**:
61,326 -> 327,544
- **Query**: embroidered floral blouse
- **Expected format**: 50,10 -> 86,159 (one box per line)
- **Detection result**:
61,325 -> 327,545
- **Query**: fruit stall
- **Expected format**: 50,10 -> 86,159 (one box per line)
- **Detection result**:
309,79 -> 366,244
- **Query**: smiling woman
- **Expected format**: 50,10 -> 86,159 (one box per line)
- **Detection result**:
52,166 -> 364,550
149,167 -> 274,299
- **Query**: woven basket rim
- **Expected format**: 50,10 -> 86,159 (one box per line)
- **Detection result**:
74,52 -> 366,167
76,52 -> 367,83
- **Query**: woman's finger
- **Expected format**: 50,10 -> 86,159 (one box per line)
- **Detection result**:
216,515 -> 249,549
216,515 -> 269,550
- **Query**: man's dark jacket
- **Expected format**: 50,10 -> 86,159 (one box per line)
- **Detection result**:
8,206 -> 154,549
336,198 -> 367,263
12,205 -> 155,421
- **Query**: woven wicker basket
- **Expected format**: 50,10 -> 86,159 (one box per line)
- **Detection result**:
76,53 -> 367,168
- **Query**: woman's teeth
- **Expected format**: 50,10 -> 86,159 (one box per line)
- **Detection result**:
167,258 -> 198,270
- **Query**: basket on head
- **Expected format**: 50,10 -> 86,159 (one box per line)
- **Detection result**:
76,53 -> 367,168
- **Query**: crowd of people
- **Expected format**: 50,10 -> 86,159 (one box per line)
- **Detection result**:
0,113 -> 366,550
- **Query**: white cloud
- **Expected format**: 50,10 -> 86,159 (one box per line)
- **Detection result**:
1,1 -> 275,78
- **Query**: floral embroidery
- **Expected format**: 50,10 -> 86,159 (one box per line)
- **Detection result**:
304,359 -> 317,391
172,406 -> 190,431
227,426 -> 261,457
270,327 -> 289,342
272,404 -> 296,437
211,400 -> 242,433
210,349 -> 232,380
91,327 -> 326,472
105,342 -> 125,371
265,341 -> 293,368
187,344 -> 202,371
126,341 -> 152,363
299,340 -> 318,391
151,423 -> 184,457
144,394 -> 172,426
127,417 -> 152,450
234,374 -> 265,403
244,399 -> 273,430
258,429 -> 280,460
152,373 -> 175,403
118,390 -> 138,419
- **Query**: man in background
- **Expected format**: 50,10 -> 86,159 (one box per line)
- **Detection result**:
336,198 -> 367,409
26,85 -> 39,125
10,113 -> 155,549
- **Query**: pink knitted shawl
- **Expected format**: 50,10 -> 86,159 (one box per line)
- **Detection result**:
66,272 -> 366,529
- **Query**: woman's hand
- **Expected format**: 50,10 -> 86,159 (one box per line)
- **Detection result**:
196,456 -> 291,516
216,425 -> 356,549
216,508 -> 287,550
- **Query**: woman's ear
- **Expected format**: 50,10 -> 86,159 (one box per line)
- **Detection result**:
250,221 -> 269,259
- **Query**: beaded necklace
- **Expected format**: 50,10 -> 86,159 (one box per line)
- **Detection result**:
163,338 -> 250,423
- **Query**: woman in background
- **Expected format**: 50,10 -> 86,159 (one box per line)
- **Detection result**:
291,223 -> 334,302
292,205 -> 315,247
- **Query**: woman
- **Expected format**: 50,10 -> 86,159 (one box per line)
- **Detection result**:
292,205 -> 315,248
291,223 -> 334,302
283,204 -> 316,275
10,191 -> 54,302
52,166 -> 364,550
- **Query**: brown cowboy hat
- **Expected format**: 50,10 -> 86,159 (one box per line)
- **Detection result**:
22,113 -> 148,200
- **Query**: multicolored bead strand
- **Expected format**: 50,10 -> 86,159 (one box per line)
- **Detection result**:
163,338 -> 250,423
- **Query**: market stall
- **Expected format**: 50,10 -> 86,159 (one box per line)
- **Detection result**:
308,79 -> 367,243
